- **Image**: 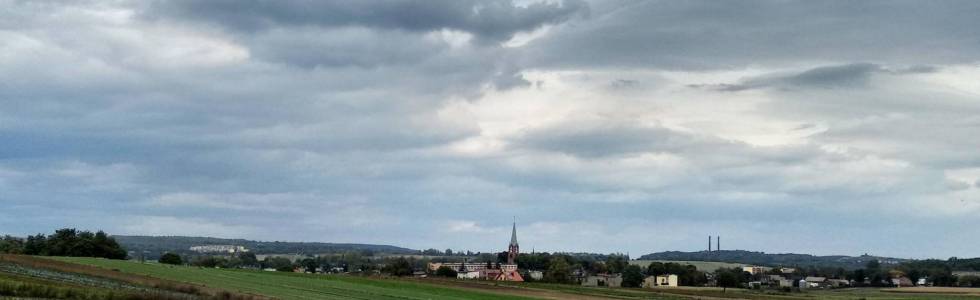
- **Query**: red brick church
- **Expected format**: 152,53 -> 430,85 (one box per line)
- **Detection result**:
427,221 -> 524,281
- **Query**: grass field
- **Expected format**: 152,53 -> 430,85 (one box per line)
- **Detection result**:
9,256 -> 978,300
53,257 -> 537,300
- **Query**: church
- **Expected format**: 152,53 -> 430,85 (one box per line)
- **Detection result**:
427,222 -> 524,281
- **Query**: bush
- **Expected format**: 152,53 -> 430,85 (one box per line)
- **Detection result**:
158,253 -> 182,265
435,266 -> 458,277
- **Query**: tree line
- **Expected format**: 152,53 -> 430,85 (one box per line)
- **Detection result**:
0,228 -> 127,259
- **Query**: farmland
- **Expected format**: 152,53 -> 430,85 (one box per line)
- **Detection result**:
4,255 -> 980,300
52,257 -> 537,300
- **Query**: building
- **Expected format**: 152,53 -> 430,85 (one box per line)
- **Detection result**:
458,271 -> 481,279
582,274 -> 622,287
642,274 -> 678,287
827,279 -> 850,287
427,221 -> 523,282
528,270 -> 544,281
765,275 -> 793,288
803,276 -> 827,288
742,266 -> 772,275
428,262 -> 516,273
189,245 -> 248,253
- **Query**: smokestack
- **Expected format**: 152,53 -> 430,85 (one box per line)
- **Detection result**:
717,236 -> 720,251
708,235 -> 712,252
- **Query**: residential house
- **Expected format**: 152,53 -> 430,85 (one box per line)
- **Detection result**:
582,274 -> 623,287
826,279 -> 849,287
457,271 -> 481,279
642,274 -> 678,288
765,275 -> 792,288
803,277 -> 827,288
742,266 -> 771,275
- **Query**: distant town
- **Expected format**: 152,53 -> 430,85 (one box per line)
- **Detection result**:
6,224 -> 976,294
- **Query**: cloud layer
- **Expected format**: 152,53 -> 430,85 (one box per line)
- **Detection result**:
2,0 -> 979,258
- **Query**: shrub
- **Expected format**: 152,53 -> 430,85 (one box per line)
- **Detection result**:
158,253 -> 183,265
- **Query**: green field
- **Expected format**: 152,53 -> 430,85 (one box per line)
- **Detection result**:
52,257 -> 536,300
17,257 -> 980,300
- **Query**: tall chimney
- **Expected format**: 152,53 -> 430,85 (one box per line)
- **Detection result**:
717,236 -> 720,251
708,235 -> 712,252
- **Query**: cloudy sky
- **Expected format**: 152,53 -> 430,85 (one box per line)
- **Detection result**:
2,0 -> 980,259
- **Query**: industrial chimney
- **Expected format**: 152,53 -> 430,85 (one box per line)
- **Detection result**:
717,236 -> 720,251
708,235 -> 712,252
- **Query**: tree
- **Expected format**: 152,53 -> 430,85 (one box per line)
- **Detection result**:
301,258 -> 318,273
717,268 -> 744,292
545,257 -> 571,283
384,257 -> 414,276
261,257 -> 295,272
646,262 -> 665,276
959,275 -> 980,287
191,256 -> 228,268
158,252 -> 182,265
23,234 -> 46,255
0,236 -> 24,254
605,255 -> 628,274
435,266 -> 458,278
622,265 -> 645,288
238,252 -> 259,267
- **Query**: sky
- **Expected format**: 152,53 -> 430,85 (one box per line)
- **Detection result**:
2,0 -> 980,259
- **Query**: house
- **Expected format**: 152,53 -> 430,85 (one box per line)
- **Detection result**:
827,279 -> 850,287
582,274 -> 623,287
642,274 -> 678,288
458,271 -> 481,279
779,267 -> 796,274
765,275 -> 792,288
916,277 -> 928,286
528,270 -> 544,281
802,277 -> 827,288
742,266 -> 771,275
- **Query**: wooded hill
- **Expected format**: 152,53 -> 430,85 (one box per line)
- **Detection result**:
114,235 -> 417,258
639,250 -> 909,270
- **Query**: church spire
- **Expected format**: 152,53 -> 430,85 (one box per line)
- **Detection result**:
510,219 -> 518,246
507,218 -> 520,265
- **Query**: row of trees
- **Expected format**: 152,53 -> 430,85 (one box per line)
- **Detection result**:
0,229 -> 126,259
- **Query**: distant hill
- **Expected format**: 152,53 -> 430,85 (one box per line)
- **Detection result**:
113,235 -> 417,258
638,250 -> 908,270
629,260 -> 746,273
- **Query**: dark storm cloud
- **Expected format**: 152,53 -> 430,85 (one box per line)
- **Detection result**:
524,0 -> 980,69
142,0 -> 588,42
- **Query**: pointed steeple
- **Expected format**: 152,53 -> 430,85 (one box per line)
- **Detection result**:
509,219 -> 518,246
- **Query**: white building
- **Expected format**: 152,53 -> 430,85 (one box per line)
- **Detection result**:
643,274 -> 678,288
189,245 -> 248,253
528,270 -> 544,281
